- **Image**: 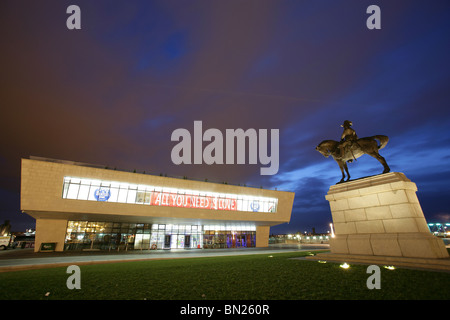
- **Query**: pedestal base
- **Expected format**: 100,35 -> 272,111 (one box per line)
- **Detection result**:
321,172 -> 449,271
330,232 -> 448,259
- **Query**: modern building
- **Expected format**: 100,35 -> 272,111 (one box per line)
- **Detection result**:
20,157 -> 295,252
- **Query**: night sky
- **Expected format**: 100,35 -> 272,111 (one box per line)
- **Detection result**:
1,0 -> 449,234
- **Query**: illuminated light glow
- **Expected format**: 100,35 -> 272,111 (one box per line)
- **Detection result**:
340,263 -> 350,269
384,266 -> 396,270
62,176 -> 278,213
318,260 -> 327,264
330,223 -> 336,238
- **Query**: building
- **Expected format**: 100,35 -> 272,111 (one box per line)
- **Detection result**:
269,233 -> 331,245
20,157 -> 295,252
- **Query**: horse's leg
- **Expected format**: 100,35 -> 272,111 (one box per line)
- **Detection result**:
367,151 -> 390,174
344,162 -> 351,181
337,161 -> 346,183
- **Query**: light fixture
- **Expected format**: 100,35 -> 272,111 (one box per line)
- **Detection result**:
340,263 -> 350,269
384,265 -> 395,270
330,223 -> 335,238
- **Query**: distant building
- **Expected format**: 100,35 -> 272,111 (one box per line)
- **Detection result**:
21,157 -> 295,252
269,233 -> 331,244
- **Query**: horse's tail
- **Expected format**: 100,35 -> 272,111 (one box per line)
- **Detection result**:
371,135 -> 389,150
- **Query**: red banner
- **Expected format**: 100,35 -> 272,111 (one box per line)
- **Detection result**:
149,191 -> 237,211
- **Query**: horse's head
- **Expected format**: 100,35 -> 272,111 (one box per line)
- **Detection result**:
315,140 -> 337,158
315,143 -> 330,158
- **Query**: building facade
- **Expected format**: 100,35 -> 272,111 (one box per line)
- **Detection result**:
21,157 -> 295,252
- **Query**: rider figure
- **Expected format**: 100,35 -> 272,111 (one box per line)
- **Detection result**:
339,120 -> 358,159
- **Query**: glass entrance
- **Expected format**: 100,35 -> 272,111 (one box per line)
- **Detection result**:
185,235 -> 190,248
164,235 -> 171,249
65,221 -> 255,251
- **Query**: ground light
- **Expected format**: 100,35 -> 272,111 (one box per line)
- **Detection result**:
339,262 -> 350,269
384,265 -> 396,270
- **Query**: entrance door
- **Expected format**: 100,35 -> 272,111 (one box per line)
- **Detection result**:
185,235 -> 190,248
134,234 -> 150,250
164,235 -> 171,249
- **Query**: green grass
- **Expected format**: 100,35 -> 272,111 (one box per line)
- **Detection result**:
0,251 -> 449,300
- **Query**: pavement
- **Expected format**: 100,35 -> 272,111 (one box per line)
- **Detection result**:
0,243 -> 330,272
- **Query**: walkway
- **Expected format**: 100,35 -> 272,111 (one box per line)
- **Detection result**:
0,244 -> 330,272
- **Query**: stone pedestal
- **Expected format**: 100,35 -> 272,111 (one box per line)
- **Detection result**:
308,172 -> 450,271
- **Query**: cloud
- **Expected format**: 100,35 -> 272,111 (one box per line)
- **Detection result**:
0,0 -> 449,233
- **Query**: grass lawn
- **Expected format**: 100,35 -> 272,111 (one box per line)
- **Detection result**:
0,251 -> 449,300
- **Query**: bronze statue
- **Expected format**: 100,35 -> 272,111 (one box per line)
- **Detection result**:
316,121 -> 390,183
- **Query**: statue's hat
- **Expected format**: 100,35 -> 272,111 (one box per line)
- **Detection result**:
341,120 -> 353,127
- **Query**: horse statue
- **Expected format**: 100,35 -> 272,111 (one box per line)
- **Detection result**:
316,135 -> 390,183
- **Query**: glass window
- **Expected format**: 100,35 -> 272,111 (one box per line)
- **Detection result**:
117,188 -> 128,203
66,182 -> 80,199
242,199 -> 249,212
111,181 -> 121,188
62,181 -> 69,198
136,191 -> 145,204
61,177 -> 278,213
90,179 -> 101,186
144,192 -> 152,204
87,186 -> 96,201
77,184 -> 90,200
108,188 -> 119,202
127,189 -> 137,204
100,181 -> 111,188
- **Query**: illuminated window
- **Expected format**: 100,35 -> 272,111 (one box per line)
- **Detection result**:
61,177 -> 278,213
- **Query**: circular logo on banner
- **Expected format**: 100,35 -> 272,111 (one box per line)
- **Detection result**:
94,188 -> 111,202
250,200 -> 260,212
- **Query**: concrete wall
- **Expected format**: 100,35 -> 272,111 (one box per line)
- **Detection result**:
326,172 -> 448,259
256,226 -> 270,248
35,218 -> 68,252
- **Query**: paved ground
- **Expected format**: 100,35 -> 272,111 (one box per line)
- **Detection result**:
0,244 -> 330,272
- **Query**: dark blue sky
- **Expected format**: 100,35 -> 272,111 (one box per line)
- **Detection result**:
1,0 -> 449,233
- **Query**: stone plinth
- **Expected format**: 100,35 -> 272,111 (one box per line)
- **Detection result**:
308,172 -> 450,271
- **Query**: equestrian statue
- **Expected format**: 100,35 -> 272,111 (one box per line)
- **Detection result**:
316,120 -> 390,183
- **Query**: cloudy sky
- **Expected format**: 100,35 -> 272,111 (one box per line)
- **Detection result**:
1,0 -> 449,233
